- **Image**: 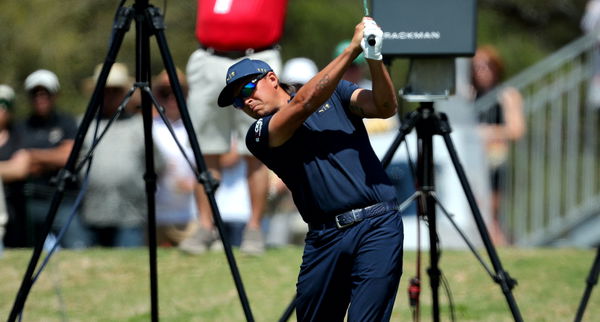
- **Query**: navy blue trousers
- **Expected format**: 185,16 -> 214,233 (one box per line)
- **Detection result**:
296,210 -> 404,321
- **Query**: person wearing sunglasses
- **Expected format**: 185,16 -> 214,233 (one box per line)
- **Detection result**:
218,18 -> 403,321
232,73 -> 268,109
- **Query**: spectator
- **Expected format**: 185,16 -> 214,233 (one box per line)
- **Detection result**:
582,0 -> 600,33
581,0 -> 600,107
151,69 -> 201,248
0,85 -> 22,252
153,69 -> 255,253
79,63 -> 148,247
18,69 -> 88,248
0,182 -> 6,256
0,85 -> 29,247
184,0 -> 287,254
214,138 -> 252,248
471,45 -> 526,245
280,57 -> 319,86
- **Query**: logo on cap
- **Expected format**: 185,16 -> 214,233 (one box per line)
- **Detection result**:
226,71 -> 236,82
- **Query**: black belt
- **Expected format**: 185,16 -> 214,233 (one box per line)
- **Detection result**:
308,200 -> 399,230
201,45 -> 276,59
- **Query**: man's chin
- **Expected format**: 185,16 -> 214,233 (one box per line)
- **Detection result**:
257,110 -> 276,118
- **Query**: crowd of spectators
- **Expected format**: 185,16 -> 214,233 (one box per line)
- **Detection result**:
0,64 -> 285,254
0,46 -> 527,254
0,0 -> 533,254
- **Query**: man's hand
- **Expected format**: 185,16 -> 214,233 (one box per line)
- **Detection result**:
361,18 -> 383,61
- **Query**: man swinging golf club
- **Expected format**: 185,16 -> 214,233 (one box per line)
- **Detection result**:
218,17 -> 403,321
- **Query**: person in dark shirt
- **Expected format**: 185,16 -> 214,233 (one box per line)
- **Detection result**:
0,84 -> 29,247
16,69 -> 89,248
217,18 -> 403,321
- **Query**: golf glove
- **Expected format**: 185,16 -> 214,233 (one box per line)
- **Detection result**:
361,19 -> 383,61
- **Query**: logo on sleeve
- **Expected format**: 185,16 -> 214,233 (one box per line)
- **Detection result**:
318,103 -> 331,113
254,118 -> 263,142
49,127 -> 65,145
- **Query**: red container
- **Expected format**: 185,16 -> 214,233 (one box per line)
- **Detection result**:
196,0 -> 288,51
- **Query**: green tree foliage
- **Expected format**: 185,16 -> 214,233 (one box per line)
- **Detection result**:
281,0 -> 362,67
0,0 -> 590,117
0,1 -> 198,117
477,0 -> 589,78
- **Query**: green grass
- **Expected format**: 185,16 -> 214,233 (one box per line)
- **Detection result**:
0,247 -> 598,321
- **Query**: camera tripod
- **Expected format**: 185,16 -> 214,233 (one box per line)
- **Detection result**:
381,101 -> 523,321
574,246 -> 599,322
8,1 -> 254,321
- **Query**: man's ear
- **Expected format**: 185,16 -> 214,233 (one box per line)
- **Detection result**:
267,71 -> 279,87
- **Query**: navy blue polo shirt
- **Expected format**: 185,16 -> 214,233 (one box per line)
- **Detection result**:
246,80 -> 397,223
15,110 -> 78,192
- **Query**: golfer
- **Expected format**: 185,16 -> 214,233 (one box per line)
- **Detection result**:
217,18 -> 403,321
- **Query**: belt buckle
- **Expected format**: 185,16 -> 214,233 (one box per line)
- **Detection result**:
335,209 -> 358,229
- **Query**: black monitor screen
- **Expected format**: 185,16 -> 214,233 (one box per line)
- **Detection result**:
372,0 -> 477,57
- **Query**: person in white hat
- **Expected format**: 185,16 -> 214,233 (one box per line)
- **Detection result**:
280,57 -> 319,86
24,69 -> 61,118
0,84 -> 27,249
0,84 -> 35,248
78,63 -> 153,247
17,69 -> 89,248
83,63 -> 137,116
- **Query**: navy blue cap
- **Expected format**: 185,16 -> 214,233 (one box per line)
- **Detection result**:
217,58 -> 273,107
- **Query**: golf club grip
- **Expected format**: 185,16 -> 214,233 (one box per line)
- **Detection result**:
367,34 -> 376,46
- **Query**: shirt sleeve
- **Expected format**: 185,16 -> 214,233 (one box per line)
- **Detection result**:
245,114 -> 272,159
337,80 -> 360,107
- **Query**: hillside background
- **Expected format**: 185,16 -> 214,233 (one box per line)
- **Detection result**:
0,0 -> 591,117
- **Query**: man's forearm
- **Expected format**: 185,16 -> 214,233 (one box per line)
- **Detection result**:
28,140 -> 73,171
367,60 -> 397,118
293,45 -> 361,115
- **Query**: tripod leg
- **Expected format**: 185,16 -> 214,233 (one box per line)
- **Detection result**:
424,193 -> 442,322
430,192 -> 496,278
134,4 -> 161,321
381,109 -> 421,169
414,107 -> 442,321
438,113 -> 523,322
574,247 -> 600,322
278,294 -> 297,322
8,8 -> 135,322
146,7 -> 255,322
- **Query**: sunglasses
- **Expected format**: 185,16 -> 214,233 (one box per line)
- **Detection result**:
233,73 -> 267,109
